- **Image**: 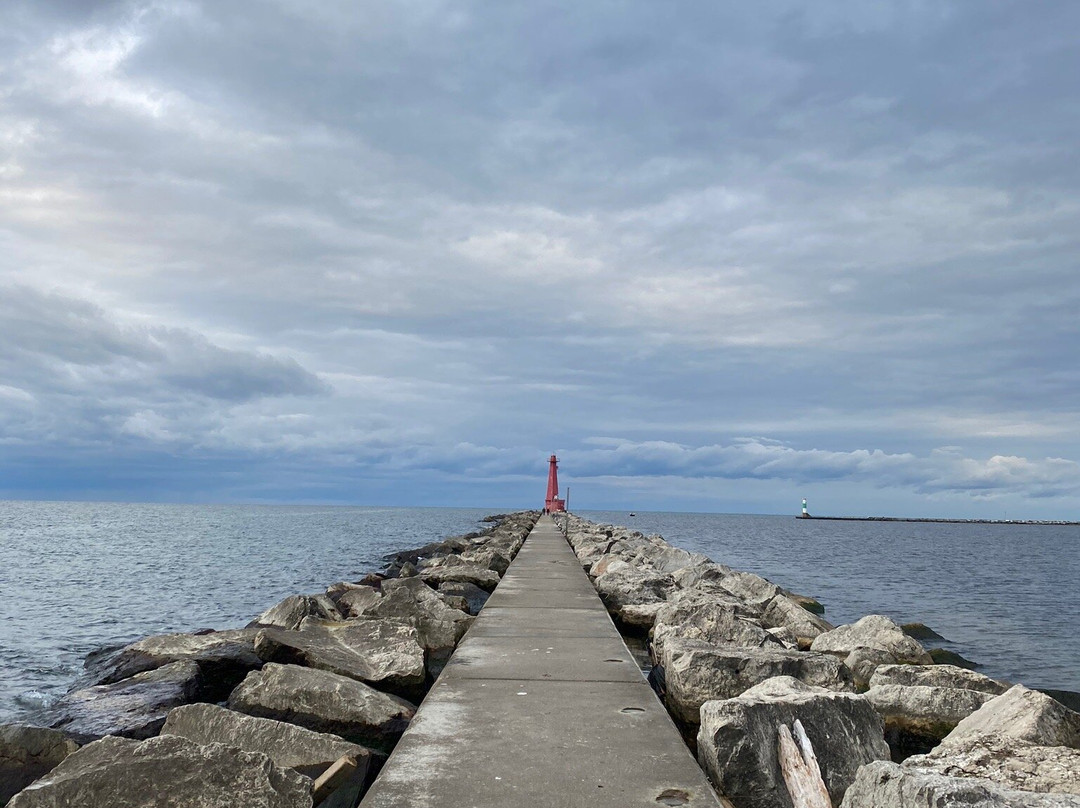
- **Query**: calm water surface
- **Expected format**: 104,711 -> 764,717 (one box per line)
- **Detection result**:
0,503 -> 1076,722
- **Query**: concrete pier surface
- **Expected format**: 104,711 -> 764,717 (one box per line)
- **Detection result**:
360,514 -> 725,807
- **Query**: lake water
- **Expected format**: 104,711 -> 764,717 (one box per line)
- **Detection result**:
0,502 -> 1076,723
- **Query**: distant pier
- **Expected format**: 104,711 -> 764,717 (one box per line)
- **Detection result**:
797,515 -> 1080,526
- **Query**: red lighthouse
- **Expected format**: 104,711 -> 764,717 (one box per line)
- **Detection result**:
545,454 -> 566,513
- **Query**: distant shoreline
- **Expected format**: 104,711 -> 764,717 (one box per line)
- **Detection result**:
797,515 -> 1080,526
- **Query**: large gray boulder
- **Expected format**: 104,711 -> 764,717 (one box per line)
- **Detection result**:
670,562 -> 733,595
437,582 -> 490,615
0,725 -> 79,804
228,663 -> 415,753
162,703 -> 370,781
697,676 -> 890,808
839,759 -> 1080,807
866,683 -> 997,756
458,546 -> 512,575
334,586 -> 382,618
811,615 -> 933,689
366,578 -> 475,677
869,663 -> 1009,696
651,592 -> 776,663
254,619 -> 426,697
417,564 -> 500,591
761,595 -> 833,649
44,661 -> 201,744
719,571 -> 782,609
648,547 -> 710,574
81,629 -> 263,701
594,567 -> 677,624
659,639 -> 854,726
941,684 -> 1080,750
248,594 -> 342,631
905,734 -> 1080,796
7,734 -> 312,808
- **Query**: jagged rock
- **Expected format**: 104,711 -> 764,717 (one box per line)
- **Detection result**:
929,646 -> 979,668
334,586 -> 382,618
901,622 -> 947,642
590,555 -> 633,578
162,702 -> 370,781
81,629 -> 262,701
766,626 -> 801,650
459,547 -> 512,575
670,562 -> 733,594
618,602 -> 669,629
228,663 -> 415,753
719,572 -> 782,609
866,683 -> 996,757
660,639 -> 854,726
869,663 -> 1009,696
248,594 -> 342,630
941,685 -> 1080,750
253,619 -> 426,697
438,593 -> 470,612
762,595 -> 833,648
648,547 -> 710,574
418,564 -> 500,591
697,676 -> 890,808
839,759 -> 1080,807
594,567 -> 677,626
650,592 -> 776,663
0,724 -> 79,804
783,591 -> 825,616
904,734 -> 1080,796
6,734 -> 312,808
437,582 -> 489,615
44,661 -> 201,744
368,578 -> 474,677
811,615 -> 933,688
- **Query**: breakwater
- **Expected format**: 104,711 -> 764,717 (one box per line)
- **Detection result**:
557,513 -> 1080,806
3,509 -> 1079,806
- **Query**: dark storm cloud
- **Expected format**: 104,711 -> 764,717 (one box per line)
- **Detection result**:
1,0 -> 1078,512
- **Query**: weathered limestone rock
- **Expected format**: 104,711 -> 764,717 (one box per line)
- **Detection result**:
6,734 -> 312,808
660,639 -> 854,726
367,578 -> 474,677
670,562 -> 733,595
334,586 -> 382,618
595,567 -> 678,627
906,734 -> 1080,796
228,663 -> 416,753
82,629 -> 262,701
590,554 -> 633,578
417,564 -> 500,591
648,547 -> 710,574
254,619 -> 426,696
162,703 -> 370,780
762,595 -> 833,648
459,547 -> 512,575
44,661 -> 201,744
650,592 -> 776,663
248,594 -> 342,631
941,685 -> 1080,750
866,683 -> 996,756
719,572 -> 782,609
869,663 -> 1009,696
0,725 -> 79,804
839,759 -> 1080,807
618,602 -> 669,629
697,676 -> 890,808
437,582 -> 489,615
438,593 -> 470,612
811,615 -> 933,688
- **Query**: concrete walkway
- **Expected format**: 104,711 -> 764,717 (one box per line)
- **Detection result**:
360,514 -> 724,807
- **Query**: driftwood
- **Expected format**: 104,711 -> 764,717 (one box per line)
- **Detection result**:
778,719 -> 832,808
312,754 -> 360,806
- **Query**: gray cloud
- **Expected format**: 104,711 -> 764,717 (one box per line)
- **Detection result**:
1,0 -> 1078,513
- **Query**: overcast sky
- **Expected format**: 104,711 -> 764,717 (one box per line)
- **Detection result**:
2,0 -> 1078,516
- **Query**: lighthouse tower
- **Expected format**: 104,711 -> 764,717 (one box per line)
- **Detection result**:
545,455 -> 566,513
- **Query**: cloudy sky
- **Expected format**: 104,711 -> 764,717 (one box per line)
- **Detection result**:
2,0 -> 1078,516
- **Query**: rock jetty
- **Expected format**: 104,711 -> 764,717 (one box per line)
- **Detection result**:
1,511 -> 539,807
559,512 -> 1080,808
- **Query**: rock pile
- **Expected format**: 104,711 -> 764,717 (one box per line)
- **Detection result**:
561,513 -> 1080,808
2,511 -> 539,807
